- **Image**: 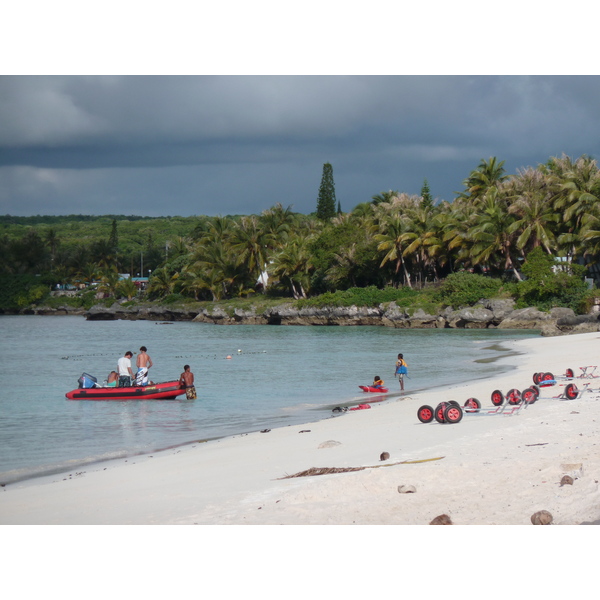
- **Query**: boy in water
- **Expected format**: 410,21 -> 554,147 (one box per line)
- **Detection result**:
395,353 -> 408,391
373,376 -> 384,389
180,364 -> 196,400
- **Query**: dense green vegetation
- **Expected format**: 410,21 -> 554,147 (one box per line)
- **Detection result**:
1,153 -> 599,314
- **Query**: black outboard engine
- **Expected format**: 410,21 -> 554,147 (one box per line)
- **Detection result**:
78,373 -> 98,389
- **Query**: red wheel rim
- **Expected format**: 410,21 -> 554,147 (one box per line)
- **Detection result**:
507,389 -> 521,404
435,402 -> 447,422
446,407 -> 461,422
565,384 -> 578,400
419,407 -> 433,420
566,368 -> 574,379
523,389 -> 536,403
491,391 -> 504,406
542,372 -> 554,381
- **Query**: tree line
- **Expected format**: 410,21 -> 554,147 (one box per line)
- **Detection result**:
1,154 -> 599,309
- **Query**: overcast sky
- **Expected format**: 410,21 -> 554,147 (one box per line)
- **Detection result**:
1,6 -> 599,218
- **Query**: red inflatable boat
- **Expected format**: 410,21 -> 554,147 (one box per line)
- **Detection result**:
66,380 -> 186,401
359,385 -> 389,393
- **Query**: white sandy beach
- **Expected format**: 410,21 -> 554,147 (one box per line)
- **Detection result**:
1,331 -> 600,526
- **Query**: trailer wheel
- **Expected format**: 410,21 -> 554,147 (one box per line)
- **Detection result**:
532,384 -> 540,395
522,387 -> 538,404
491,390 -> 504,406
507,388 -> 522,405
464,397 -> 481,412
444,404 -> 463,424
564,383 -> 579,400
417,405 -> 435,423
565,368 -> 574,379
542,372 -> 554,381
448,400 -> 460,408
434,402 -> 448,423
533,372 -> 541,384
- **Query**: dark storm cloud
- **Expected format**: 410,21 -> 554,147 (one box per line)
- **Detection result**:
1,75 -> 600,216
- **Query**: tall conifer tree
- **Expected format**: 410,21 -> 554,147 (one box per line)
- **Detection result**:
316,162 -> 337,220
421,179 -> 433,209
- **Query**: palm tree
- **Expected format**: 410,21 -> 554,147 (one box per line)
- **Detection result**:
147,268 -> 179,298
468,187 -> 522,279
371,201 -> 414,288
229,215 -> 270,288
270,238 -> 314,299
506,167 -> 559,255
458,157 -> 508,202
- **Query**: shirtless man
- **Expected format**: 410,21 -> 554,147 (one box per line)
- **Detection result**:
179,364 -> 196,400
135,346 -> 153,386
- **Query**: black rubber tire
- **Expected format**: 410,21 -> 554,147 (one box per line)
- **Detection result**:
417,405 -> 435,423
444,404 -> 463,424
522,387 -> 538,404
507,388 -> 522,405
463,397 -> 481,412
533,372 -> 541,385
491,390 -> 504,406
542,372 -> 554,381
564,383 -> 579,400
448,400 -> 460,408
434,402 -> 447,423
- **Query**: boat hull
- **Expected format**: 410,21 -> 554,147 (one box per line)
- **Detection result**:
66,380 -> 185,401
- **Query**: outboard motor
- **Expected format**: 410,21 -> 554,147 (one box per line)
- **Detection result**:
78,373 -> 98,389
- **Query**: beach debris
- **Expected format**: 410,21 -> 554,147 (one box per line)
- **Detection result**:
260,429 -> 271,433
277,456 -> 445,479
531,510 -> 553,525
299,430 -> 311,433
560,475 -> 574,486
281,466 -> 364,478
318,440 -> 342,448
332,406 -> 348,413
525,443 -> 548,446
380,452 -> 390,461
398,484 -> 416,494
430,514 -> 452,525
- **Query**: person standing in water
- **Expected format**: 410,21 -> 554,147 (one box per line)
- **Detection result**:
136,346 -> 153,386
179,364 -> 196,399
395,353 -> 408,391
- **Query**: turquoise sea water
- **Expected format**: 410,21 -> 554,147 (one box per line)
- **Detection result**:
0,315 -> 538,484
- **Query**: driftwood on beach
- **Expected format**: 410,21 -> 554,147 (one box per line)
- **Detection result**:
278,456 -> 445,479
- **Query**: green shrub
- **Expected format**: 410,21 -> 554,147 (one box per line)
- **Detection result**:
511,248 -> 589,312
437,272 -> 503,308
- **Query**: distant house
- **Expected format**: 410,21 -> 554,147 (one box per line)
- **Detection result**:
131,277 -> 149,290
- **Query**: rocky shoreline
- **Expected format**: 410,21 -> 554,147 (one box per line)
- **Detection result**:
18,298 -> 600,337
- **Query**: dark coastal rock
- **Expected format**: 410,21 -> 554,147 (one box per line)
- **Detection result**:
497,307 -> 551,329
481,298 -> 516,320
87,303 -> 119,320
447,307 -> 494,329
407,309 -> 439,328
72,295 -> 595,337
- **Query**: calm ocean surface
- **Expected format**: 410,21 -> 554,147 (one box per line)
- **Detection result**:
0,316 -> 538,484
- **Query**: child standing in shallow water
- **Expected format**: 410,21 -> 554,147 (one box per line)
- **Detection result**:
180,365 -> 196,400
395,353 -> 408,391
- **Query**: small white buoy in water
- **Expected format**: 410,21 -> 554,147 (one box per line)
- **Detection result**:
237,349 -> 242,353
